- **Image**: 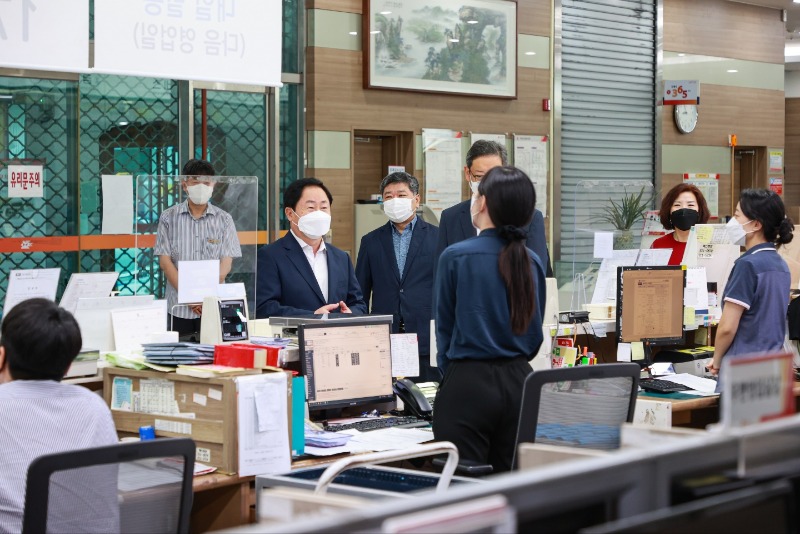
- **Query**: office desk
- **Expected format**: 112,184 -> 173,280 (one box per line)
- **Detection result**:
191,472 -> 254,533
640,384 -> 800,429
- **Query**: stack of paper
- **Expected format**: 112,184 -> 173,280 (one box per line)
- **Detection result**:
175,364 -> 256,379
142,343 -> 215,365
304,424 -> 353,448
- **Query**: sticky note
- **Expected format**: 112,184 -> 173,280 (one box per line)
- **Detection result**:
695,225 -> 713,244
684,307 -> 695,326
631,341 -> 645,361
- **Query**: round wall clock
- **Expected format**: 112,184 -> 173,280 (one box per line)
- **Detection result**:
674,105 -> 698,134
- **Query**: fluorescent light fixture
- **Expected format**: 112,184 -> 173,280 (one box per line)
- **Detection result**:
467,20 -> 478,24
449,38 -> 459,43
677,53 -> 686,57
369,30 -> 380,34
786,43 -> 800,57
726,69 -> 738,73
524,51 -> 536,56
349,31 -> 358,35
118,120 -> 129,126
0,95 -> 12,100
379,10 -> 392,14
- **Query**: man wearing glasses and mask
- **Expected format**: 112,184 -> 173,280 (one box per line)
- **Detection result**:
435,140 -> 552,277
155,158 -> 241,337
256,177 -> 367,318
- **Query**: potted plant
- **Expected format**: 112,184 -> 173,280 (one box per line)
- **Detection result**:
593,188 -> 652,250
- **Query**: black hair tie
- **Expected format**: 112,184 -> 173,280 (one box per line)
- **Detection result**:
499,225 -> 527,241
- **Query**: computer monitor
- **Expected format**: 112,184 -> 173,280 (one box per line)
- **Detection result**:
616,265 -> 685,348
298,318 -> 395,416
583,479 -> 796,533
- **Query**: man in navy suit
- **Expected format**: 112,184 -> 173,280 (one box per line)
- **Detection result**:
256,178 -> 367,318
356,172 -> 440,382
435,140 -> 553,277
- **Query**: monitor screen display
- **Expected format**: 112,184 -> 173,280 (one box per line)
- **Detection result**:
616,266 -> 685,345
219,299 -> 248,342
299,320 -> 395,411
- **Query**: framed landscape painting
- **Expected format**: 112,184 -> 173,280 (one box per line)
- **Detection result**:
363,0 -> 517,98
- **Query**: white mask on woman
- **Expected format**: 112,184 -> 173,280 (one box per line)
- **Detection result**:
295,210 -> 331,239
726,217 -> 754,247
186,183 -> 213,205
383,198 -> 415,223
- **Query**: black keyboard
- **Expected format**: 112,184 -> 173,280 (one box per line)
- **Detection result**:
324,416 -> 429,432
640,379 -> 691,393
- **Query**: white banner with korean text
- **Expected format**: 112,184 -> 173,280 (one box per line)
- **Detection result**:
94,0 -> 282,86
0,0 -> 89,72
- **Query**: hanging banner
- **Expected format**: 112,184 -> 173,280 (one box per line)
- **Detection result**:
0,0 -> 89,72
94,0 -> 282,86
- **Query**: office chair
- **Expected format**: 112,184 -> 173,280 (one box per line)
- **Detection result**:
23,438 -> 196,534
511,363 -> 640,470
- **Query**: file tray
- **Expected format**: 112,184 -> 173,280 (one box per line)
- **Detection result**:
257,443 -> 479,502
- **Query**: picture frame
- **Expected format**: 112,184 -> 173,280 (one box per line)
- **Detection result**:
363,0 -> 517,99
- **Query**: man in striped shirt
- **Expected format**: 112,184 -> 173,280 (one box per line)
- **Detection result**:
0,299 -> 119,532
155,159 -> 242,337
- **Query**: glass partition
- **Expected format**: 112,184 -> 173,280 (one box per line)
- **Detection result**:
135,174 -> 259,318
558,180 -> 656,311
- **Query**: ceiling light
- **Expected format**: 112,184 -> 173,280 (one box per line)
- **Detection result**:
727,69 -> 738,73
449,38 -> 459,43
349,31 -> 358,35
524,51 -> 536,56
118,120 -> 129,126
370,30 -> 380,34
0,95 -> 12,100
677,53 -> 686,57
467,20 -> 478,24
379,10 -> 392,14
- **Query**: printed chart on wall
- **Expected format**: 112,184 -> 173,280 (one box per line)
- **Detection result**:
422,129 -> 463,222
514,135 -> 548,217
683,174 -> 719,218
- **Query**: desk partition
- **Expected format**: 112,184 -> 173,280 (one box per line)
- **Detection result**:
226,415 -> 800,533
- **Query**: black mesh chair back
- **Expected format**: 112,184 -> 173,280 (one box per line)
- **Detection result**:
23,438 -> 195,534
512,364 -> 640,469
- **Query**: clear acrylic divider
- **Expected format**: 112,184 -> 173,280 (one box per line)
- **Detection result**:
558,180 -> 655,311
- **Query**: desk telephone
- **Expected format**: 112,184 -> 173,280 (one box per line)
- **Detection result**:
393,378 -> 433,420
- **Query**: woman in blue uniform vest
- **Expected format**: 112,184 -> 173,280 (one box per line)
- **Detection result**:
708,189 -> 794,385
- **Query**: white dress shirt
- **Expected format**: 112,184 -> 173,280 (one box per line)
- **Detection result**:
291,229 -> 329,302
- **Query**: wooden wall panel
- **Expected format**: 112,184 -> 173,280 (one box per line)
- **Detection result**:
307,49 -> 550,133
307,0 -> 360,13
786,99 -> 800,208
308,0 -> 550,37
664,0 -> 784,64
304,168 -> 356,257
661,85 -> 784,148
353,137 -> 384,202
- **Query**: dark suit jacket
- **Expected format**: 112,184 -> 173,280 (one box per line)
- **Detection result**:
356,219 -> 439,355
434,200 -> 553,277
255,233 -> 367,318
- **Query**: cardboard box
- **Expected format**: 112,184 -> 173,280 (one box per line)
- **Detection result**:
103,367 -> 293,474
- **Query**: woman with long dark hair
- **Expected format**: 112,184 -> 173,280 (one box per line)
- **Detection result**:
432,166 -> 546,473
708,189 -> 794,382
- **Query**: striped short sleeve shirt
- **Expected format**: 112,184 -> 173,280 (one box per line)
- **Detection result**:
154,201 -> 242,318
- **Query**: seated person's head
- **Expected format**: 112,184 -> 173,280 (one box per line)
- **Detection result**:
284,178 -> 334,240
181,159 -> 216,206
0,298 -> 82,382
659,183 -> 710,232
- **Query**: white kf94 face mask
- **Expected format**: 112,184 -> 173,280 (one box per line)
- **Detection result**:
186,183 -> 213,205
383,198 -> 415,223
295,210 -> 331,239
